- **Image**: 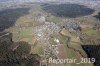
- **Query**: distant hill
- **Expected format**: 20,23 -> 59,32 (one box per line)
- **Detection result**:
0,0 -> 99,3
0,0 -> 100,10
0,0 -> 8,2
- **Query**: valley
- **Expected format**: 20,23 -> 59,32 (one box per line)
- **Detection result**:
0,1 -> 100,66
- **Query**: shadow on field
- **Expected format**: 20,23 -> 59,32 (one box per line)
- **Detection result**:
94,12 -> 100,20
82,45 -> 100,66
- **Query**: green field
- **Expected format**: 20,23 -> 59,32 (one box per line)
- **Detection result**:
49,34 -> 68,45
30,42 -> 44,55
84,29 -> 98,36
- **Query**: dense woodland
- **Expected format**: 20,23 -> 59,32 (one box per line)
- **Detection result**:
0,32 -> 40,66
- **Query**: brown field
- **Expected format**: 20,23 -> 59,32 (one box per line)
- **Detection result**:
51,63 -> 59,66
58,45 -> 67,59
75,51 -> 83,64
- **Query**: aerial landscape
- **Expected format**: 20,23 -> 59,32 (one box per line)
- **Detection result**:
0,0 -> 100,66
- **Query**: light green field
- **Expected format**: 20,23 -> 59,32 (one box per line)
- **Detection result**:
46,15 -> 62,23
20,28 -> 33,38
30,42 -> 44,55
49,34 -> 68,45
84,29 -> 98,36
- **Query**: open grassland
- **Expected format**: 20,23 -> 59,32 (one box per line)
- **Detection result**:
49,33 -> 68,45
63,44 -> 93,66
82,28 -> 99,36
81,28 -> 100,45
60,28 -> 80,43
30,42 -> 44,55
46,15 -> 62,24
20,28 -> 33,38
68,42 -> 87,57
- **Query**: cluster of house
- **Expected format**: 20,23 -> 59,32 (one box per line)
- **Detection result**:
93,23 -> 100,30
63,22 -> 82,32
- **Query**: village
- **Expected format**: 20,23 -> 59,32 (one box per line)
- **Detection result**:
0,1 -> 100,66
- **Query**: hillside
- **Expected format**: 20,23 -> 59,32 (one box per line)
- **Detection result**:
0,32 -> 40,66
